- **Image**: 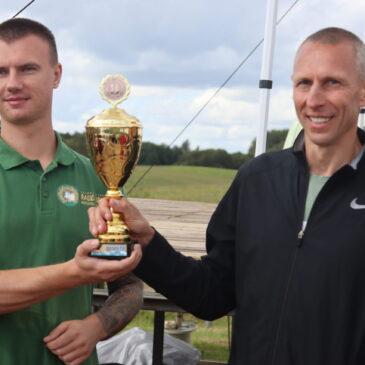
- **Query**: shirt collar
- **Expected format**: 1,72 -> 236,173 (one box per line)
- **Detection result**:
0,137 -> 28,169
53,132 -> 76,166
0,131 -> 75,170
292,129 -> 305,153
350,144 -> 365,170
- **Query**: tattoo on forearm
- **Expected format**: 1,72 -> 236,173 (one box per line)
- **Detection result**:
96,273 -> 143,339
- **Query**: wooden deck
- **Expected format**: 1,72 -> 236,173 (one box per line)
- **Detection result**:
129,197 -> 217,257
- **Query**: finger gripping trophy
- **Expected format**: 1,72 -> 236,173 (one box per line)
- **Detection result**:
86,74 -> 142,259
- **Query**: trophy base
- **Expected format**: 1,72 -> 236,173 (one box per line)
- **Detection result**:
90,241 -> 133,260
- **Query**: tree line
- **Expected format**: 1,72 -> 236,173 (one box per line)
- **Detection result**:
60,128 -> 289,170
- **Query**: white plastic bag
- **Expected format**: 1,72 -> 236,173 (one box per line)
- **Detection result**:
97,327 -> 201,365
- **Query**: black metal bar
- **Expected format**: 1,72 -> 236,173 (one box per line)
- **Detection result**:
259,79 -> 273,89
152,311 -> 165,365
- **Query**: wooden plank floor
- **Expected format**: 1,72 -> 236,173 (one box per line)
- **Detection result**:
129,198 -> 217,257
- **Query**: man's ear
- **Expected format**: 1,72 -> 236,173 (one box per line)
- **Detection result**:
53,63 -> 62,89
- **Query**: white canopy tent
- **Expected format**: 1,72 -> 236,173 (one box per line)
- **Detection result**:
255,0 -> 279,156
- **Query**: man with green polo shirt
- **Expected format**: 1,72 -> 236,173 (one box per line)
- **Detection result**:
0,18 -> 143,365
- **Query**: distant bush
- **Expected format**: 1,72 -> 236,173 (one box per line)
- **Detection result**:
59,129 -> 288,169
139,142 -> 183,165
60,132 -> 88,156
247,129 -> 289,158
179,149 -> 250,169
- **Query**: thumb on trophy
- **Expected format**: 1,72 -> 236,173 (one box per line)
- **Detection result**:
88,198 -> 112,236
109,197 -> 136,221
109,198 -> 155,247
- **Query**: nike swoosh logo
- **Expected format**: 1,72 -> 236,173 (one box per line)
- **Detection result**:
350,198 -> 365,210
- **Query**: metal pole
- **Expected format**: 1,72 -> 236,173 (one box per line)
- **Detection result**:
255,0 -> 279,156
359,109 -> 365,130
152,311 -> 165,365
359,26 -> 365,130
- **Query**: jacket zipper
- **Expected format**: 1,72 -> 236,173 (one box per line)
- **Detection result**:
270,240 -> 301,365
297,228 -> 305,247
270,173 -> 326,363
270,175 -> 308,364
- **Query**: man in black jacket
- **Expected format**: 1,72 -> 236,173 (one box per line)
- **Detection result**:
90,27 -> 365,365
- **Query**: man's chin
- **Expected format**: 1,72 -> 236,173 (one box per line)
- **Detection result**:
2,115 -> 33,126
304,132 -> 334,148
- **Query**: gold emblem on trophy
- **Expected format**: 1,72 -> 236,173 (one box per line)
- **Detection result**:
86,74 -> 142,259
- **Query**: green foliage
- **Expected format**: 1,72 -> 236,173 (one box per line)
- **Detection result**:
59,132 -> 89,156
139,142 -> 183,165
247,129 -> 289,157
59,129 -> 288,169
179,148 -> 250,169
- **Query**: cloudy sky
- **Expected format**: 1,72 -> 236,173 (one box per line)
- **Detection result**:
1,0 -> 365,153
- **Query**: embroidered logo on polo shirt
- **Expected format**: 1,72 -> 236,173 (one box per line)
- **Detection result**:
57,185 -> 79,206
80,191 -> 104,206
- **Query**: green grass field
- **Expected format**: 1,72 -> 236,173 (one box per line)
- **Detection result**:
125,165 -> 237,203
123,165 -> 237,362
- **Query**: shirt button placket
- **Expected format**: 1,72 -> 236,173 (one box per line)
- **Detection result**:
40,174 -> 50,212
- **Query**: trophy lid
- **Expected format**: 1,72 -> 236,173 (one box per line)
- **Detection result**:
86,74 -> 142,128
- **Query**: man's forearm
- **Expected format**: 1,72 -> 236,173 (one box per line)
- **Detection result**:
95,273 -> 143,339
0,261 -> 79,314
0,240 -> 142,315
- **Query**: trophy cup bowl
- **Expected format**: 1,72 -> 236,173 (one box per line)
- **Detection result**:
86,75 -> 142,259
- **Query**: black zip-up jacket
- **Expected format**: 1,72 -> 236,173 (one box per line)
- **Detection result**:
135,130 -> 365,365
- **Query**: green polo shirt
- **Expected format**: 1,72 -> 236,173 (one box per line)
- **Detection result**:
0,133 -> 106,364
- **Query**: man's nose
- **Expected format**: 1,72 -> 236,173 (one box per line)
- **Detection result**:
306,84 -> 325,108
6,71 -> 23,92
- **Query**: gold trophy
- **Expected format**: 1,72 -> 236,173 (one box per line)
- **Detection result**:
86,74 -> 142,259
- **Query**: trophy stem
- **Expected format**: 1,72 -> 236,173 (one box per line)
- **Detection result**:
103,189 -> 126,240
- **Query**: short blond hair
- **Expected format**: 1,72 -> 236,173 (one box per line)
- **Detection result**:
300,27 -> 365,80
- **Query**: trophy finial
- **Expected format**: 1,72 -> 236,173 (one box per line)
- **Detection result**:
99,74 -> 131,107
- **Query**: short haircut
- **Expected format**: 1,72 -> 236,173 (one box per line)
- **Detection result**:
0,18 -> 58,64
301,27 -> 365,80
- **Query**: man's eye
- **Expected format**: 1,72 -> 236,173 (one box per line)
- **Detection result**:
22,66 -> 36,72
328,79 -> 339,85
0,69 -> 7,76
296,80 -> 310,87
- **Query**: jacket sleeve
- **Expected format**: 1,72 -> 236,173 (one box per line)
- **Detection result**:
134,170 -> 240,321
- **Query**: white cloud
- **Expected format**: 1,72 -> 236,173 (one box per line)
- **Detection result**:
190,88 -> 259,123
180,46 -> 243,71
2,0 -> 365,155
53,120 -> 85,134
132,50 -> 172,72
269,87 -> 297,126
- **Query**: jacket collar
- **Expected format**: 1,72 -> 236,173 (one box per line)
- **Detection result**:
292,127 -> 365,170
293,127 -> 365,152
